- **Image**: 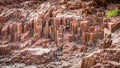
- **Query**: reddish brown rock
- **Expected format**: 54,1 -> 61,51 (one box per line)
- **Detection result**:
11,48 -> 56,65
40,39 -> 50,47
81,49 -> 120,68
108,22 -> 115,32
77,27 -> 82,35
62,18 -> 67,26
104,28 -> 111,38
97,17 -> 103,25
101,38 -> 112,49
88,32 -> 95,46
14,33 -> 18,42
50,25 -> 57,41
0,44 -> 19,55
94,27 -> 104,39
44,23 -> 49,38
44,9 -> 53,20
0,45 -> 11,55
82,32 -> 88,44
88,26 -> 95,32
63,33 -> 71,42
102,18 -> 108,28
36,25 -> 42,38
34,20 -> 38,33
108,22 -> 120,33
54,18 -> 61,27
81,21 -> 89,30
17,23 -> 22,35
9,24 -> 14,35
21,31 -> 30,42
1,24 -> 9,40
80,45 -> 88,52
72,22 -> 78,34
24,24 -> 28,32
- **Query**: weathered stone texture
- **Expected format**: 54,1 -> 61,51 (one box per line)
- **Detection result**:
81,49 -> 120,68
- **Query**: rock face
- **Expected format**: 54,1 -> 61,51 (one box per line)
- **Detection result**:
0,0 -> 120,68
81,49 -> 120,68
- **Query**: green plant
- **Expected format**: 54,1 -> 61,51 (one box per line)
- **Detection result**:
106,8 -> 119,18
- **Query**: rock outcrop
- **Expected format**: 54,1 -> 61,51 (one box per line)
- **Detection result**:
0,0 -> 120,67
81,49 -> 120,68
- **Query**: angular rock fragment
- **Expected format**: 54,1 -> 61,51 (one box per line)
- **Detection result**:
101,38 -> 112,48
108,22 -> 115,32
108,21 -> 120,33
104,28 -> 111,38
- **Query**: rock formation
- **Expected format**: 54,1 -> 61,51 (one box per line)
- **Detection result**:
0,0 -> 120,68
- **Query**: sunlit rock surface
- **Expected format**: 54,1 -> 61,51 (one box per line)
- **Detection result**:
0,0 -> 120,68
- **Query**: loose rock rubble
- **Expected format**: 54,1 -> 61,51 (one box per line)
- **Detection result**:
0,0 -> 120,68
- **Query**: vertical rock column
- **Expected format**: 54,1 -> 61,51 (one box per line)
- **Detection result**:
77,27 -> 82,43
107,22 -> 115,32
54,18 -> 61,28
92,15 -> 98,25
28,19 -> 34,37
14,33 -> 18,42
44,22 -> 49,38
17,23 -> 22,41
94,27 -> 104,45
80,21 -> 89,45
102,18 -> 108,28
9,24 -> 15,42
34,16 -> 43,39
80,21 -> 89,31
17,23 -> 22,35
1,24 -> 9,40
70,19 -> 78,42
88,33 -> 95,46
24,23 -> 28,33
50,25 -> 56,41
82,32 -> 87,45
97,17 -> 103,26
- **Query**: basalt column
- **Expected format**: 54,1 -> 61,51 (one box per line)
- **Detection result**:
9,24 -> 16,42
1,24 -> 9,40
17,23 -> 22,35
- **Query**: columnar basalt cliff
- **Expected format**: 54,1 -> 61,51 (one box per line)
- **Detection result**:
0,0 -> 120,68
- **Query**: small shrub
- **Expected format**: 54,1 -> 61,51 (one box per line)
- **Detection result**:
106,8 -> 119,18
